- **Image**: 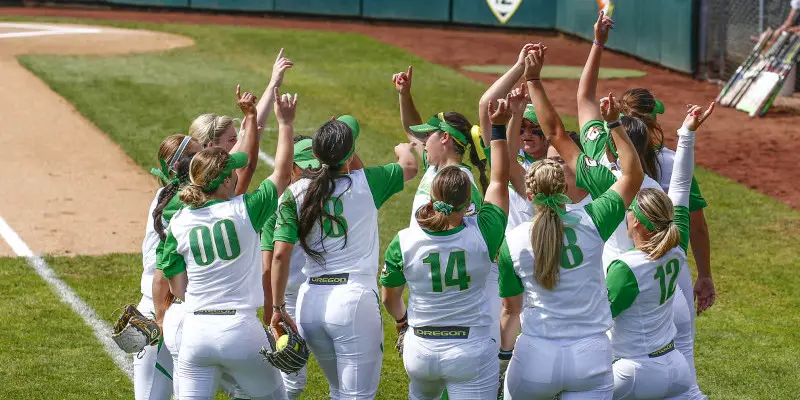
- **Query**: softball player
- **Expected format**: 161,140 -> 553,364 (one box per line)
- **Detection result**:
380,97 -> 510,399
608,103 -> 713,399
260,135 -> 318,400
159,88 -> 296,400
137,134 -> 201,400
269,116 -> 418,399
498,47 -> 644,398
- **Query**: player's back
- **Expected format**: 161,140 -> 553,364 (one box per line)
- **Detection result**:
169,196 -> 261,313
399,217 -> 493,328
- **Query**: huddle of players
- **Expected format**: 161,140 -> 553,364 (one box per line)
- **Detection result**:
135,11 -> 717,400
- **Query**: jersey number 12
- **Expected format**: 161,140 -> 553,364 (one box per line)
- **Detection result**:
423,251 -> 471,292
654,259 -> 680,305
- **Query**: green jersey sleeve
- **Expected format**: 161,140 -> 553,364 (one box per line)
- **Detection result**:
364,163 -> 405,209
575,153 -> 617,199
606,260 -> 640,318
379,234 -> 406,288
674,205 -> 691,253
580,120 -> 611,160
159,228 -> 186,279
162,193 -> 184,223
498,240 -> 525,298
273,191 -> 299,245
243,179 -> 280,231
260,212 -> 278,252
584,189 -> 626,242
689,176 -> 707,212
477,203 -> 508,261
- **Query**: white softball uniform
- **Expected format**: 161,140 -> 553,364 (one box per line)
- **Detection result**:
498,189 -> 626,399
160,179 -> 286,400
381,204 -> 507,399
136,188 -> 174,400
275,164 -> 406,399
507,188 -> 533,233
262,209 -> 307,400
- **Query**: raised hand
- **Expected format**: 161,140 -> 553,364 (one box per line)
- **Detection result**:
236,85 -> 258,118
594,11 -> 615,45
508,83 -> 528,116
392,66 -> 413,95
273,87 -> 298,125
489,95 -> 512,126
524,44 -> 547,80
682,102 -> 715,131
516,43 -> 537,66
270,48 -> 294,88
599,92 -> 621,123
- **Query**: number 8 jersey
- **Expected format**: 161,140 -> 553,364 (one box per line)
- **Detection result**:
160,180 -> 280,313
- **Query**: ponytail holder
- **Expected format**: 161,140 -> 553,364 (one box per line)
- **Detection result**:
150,158 -> 171,184
470,125 -> 487,161
433,201 -> 454,215
533,193 -> 581,225
629,195 -> 656,231
652,98 -> 665,117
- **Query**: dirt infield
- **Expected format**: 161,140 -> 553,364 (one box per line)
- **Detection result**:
3,6 -> 798,212
0,20 -> 193,256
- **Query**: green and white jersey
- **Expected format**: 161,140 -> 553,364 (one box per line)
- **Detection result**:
411,163 -> 482,228
516,149 -> 536,171
275,164 -> 405,278
497,190 -> 626,339
507,189 -> 533,233
261,194 -> 306,293
159,179 -> 279,312
607,206 -> 691,358
655,147 -> 708,212
141,188 -> 164,299
604,170 -> 663,268
381,204 -> 507,328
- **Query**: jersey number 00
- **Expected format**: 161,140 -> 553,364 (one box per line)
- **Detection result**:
189,219 -> 242,266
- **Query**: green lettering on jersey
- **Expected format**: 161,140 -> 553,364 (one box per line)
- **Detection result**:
188,220 -> 242,266
654,258 -> 680,304
423,250 -> 471,292
322,196 -> 348,238
561,227 -> 584,269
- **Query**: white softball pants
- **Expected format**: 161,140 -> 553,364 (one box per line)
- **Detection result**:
281,289 -> 307,400
503,332 -> 613,400
296,275 -> 384,400
134,296 -> 174,400
177,309 -> 286,400
612,349 -> 691,399
668,283 -> 707,400
403,326 -> 498,400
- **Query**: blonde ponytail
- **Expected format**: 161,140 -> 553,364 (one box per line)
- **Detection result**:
415,166 -> 471,232
633,188 -> 681,260
179,147 -> 228,208
525,159 -> 568,290
415,202 -> 450,232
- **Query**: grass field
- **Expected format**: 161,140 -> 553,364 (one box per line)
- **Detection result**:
2,17 -> 800,400
462,64 -> 647,79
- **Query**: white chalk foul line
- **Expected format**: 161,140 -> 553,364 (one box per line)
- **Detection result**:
0,216 -> 134,380
258,149 -> 276,167
0,23 -> 101,39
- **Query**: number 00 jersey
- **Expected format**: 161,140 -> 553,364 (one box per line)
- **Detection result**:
274,164 -> 404,279
498,190 -> 625,339
381,204 -> 507,328
159,179 -> 279,313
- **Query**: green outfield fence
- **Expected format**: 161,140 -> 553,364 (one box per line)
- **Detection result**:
50,0 -> 699,73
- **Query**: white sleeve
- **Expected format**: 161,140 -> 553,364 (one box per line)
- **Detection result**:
667,127 -> 695,208
792,0 -> 800,10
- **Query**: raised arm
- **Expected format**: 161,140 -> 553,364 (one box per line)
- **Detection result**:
232,87 -> 260,195
478,44 -> 534,147
394,142 -> 419,181
669,103 -> 715,208
483,98 -> 511,214
267,87 -> 297,194
392,66 -> 424,146
507,84 -> 528,195
603,93 -> 643,205
255,48 -> 293,130
780,7 -> 799,31
577,12 -> 614,128
525,45 -> 581,169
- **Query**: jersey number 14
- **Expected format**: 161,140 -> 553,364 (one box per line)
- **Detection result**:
423,251 -> 471,292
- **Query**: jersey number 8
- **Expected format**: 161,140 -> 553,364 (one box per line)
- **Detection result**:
423,250 -> 471,292
189,219 -> 242,267
322,196 -> 348,238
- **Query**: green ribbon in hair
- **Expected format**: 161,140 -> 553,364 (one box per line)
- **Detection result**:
432,200 -> 467,216
150,158 -> 171,184
533,193 -> 581,225
629,195 -> 656,231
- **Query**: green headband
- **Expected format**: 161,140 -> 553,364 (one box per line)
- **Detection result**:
432,200 -> 467,216
151,136 -> 193,185
329,115 -> 359,167
629,195 -> 656,231
201,152 -> 248,193
409,113 -> 469,147
523,104 -> 539,125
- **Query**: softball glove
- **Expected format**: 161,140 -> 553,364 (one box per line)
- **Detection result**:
111,304 -> 160,354
260,322 -> 310,374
